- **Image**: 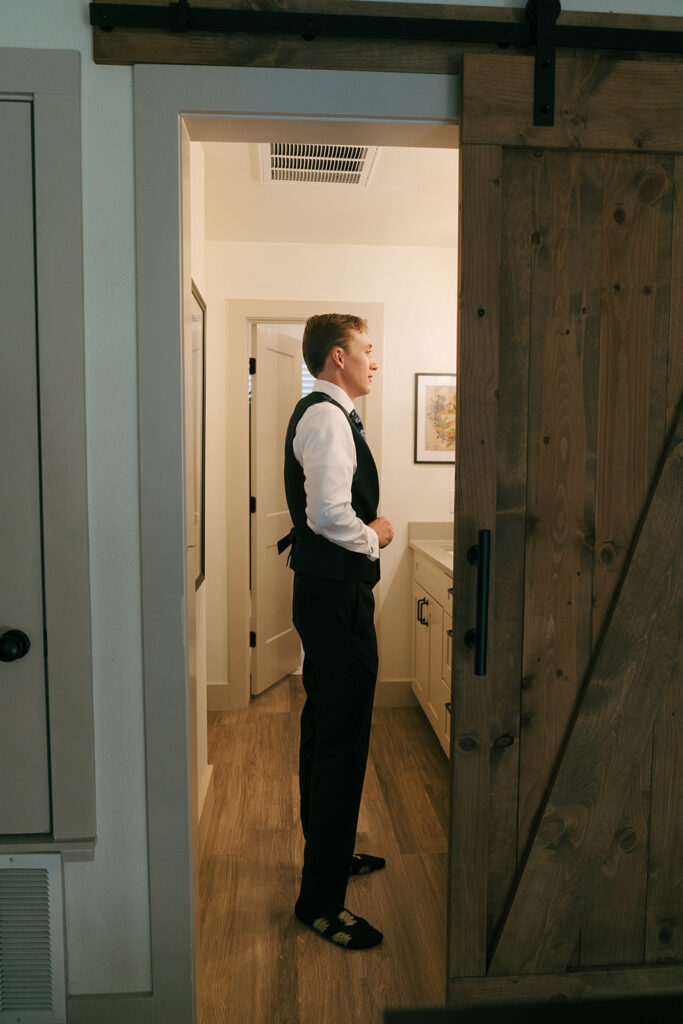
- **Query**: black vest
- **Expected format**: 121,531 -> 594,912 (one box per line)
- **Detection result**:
282,392 -> 380,584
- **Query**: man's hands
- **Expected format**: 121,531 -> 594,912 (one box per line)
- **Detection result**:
369,516 -> 395,549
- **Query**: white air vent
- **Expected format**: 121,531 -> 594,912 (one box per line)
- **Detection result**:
260,143 -> 379,186
0,855 -> 66,1024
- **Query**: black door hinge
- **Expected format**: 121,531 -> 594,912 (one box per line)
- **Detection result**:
250,630 -> 256,648
249,357 -> 256,374
250,496 -> 256,513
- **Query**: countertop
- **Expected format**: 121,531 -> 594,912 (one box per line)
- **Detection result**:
409,538 -> 454,577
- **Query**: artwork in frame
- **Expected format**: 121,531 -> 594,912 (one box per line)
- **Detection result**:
414,373 -> 457,464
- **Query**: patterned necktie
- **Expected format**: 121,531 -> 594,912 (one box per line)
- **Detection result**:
349,408 -> 366,440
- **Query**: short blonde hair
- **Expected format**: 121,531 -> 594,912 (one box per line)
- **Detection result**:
302,313 -> 367,377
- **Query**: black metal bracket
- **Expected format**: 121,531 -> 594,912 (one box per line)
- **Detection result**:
526,0 -> 561,126
90,3 -> 683,130
170,0 -> 191,33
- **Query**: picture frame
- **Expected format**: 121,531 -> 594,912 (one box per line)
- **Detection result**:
414,373 -> 457,464
190,282 -> 206,589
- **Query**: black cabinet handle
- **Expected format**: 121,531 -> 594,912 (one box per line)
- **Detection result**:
445,701 -> 452,714
464,529 -> 491,676
416,597 -> 429,626
448,587 -> 454,597
447,628 -> 453,638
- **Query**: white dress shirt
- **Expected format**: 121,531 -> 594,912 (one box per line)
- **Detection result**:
293,379 -> 380,561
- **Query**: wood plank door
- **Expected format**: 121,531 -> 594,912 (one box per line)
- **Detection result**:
449,56 -> 683,1008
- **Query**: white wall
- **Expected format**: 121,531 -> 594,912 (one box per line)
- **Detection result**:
391,0 -> 681,9
0,0 -> 679,1000
205,239 -> 458,686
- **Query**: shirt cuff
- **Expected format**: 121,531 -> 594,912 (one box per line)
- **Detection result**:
366,524 -> 380,561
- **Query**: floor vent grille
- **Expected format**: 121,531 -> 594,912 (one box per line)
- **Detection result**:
260,143 -> 378,185
0,855 -> 66,1024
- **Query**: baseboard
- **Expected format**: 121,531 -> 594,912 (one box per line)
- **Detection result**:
198,765 -> 214,857
374,679 -> 418,708
207,681 -> 231,709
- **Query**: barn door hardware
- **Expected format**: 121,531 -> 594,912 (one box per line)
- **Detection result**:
90,3 -> 683,129
526,0 -> 560,126
464,529 -> 490,677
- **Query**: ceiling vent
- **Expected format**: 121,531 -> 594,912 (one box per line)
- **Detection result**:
260,143 -> 379,186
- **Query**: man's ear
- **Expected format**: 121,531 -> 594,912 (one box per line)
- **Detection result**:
331,346 -> 344,369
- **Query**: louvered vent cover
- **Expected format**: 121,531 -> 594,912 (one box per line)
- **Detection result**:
0,855 -> 66,1024
260,144 -> 379,185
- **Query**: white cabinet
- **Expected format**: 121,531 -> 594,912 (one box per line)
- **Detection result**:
411,549 -> 453,757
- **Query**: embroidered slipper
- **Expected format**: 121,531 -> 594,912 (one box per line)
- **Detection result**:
297,907 -> 383,949
349,853 -> 386,876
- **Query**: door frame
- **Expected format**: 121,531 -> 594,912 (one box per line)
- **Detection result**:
116,64 -> 460,1022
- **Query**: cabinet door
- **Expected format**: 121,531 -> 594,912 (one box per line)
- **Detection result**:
412,580 -> 430,706
425,601 -> 443,730
0,101 -> 51,834
443,610 -> 453,747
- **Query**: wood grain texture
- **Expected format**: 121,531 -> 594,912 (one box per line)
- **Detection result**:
199,676 -> 450,1024
517,150 -> 603,867
581,152 -> 674,968
483,148 -> 531,952
489,403 -> 683,976
645,651 -> 683,964
92,0 -> 520,71
462,56 -> 683,152
449,144 -> 501,980
448,963 -> 683,1008
645,154 -> 683,965
92,1 -> 683,69
668,158 -> 683,435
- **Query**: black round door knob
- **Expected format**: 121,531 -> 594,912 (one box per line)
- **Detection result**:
0,629 -> 31,662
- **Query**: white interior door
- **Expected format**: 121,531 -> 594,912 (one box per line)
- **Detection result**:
0,100 -> 51,834
250,324 -> 303,696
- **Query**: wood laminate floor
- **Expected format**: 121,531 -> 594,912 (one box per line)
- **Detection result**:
199,675 -> 450,1024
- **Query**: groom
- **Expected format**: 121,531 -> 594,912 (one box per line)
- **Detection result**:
279,313 -> 394,949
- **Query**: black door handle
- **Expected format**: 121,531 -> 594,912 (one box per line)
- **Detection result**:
464,529 -> 491,676
0,629 -> 31,662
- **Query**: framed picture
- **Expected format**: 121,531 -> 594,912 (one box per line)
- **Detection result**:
414,373 -> 457,463
190,282 -> 206,589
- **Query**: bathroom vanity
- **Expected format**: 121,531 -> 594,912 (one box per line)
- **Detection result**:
408,526 -> 454,757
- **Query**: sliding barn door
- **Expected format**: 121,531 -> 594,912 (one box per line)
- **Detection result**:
449,56 -> 682,1007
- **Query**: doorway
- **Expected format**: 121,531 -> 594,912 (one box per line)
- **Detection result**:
189,129 -> 458,1020
133,64 -> 460,1021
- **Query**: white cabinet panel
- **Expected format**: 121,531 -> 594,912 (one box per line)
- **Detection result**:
0,101 -> 51,834
411,549 -> 453,758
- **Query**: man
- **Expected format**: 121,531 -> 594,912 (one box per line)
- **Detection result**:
279,313 -> 394,950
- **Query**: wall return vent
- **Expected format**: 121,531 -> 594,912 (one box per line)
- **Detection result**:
0,855 -> 66,1024
260,143 -> 379,186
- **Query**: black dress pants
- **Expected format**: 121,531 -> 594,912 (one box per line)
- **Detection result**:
292,573 -> 378,915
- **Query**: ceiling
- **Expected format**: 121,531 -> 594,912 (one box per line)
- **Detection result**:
202,142 -> 459,248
